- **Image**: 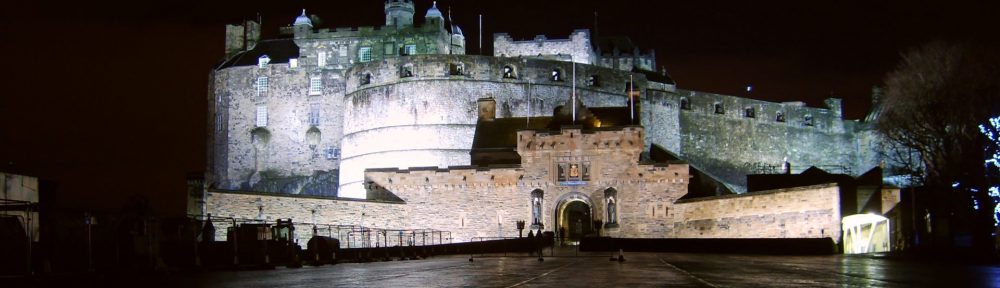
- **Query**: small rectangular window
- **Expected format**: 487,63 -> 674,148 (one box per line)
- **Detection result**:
256,76 -> 268,97
309,103 -> 321,126
256,105 -> 268,127
317,52 -> 327,67
289,58 -> 298,68
359,47 -> 372,62
309,76 -> 322,95
404,44 -> 417,55
325,147 -> 340,160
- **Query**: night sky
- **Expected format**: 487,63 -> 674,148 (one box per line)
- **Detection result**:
1,1 -> 995,216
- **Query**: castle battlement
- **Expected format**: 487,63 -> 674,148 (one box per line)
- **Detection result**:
517,126 -> 645,155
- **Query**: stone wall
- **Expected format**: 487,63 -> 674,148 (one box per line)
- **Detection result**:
204,190 -> 406,246
493,30 -> 595,64
339,55 -> 639,198
210,46 -> 876,200
360,127 -> 691,241
670,183 -> 842,241
665,89 -> 866,192
208,63 -> 344,195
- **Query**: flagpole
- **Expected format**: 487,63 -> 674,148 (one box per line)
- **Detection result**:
479,14 -> 483,55
629,74 -> 634,125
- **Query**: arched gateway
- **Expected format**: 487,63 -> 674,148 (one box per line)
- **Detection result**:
554,192 -> 594,243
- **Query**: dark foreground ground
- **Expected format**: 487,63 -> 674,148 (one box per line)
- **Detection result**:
9,250 -> 1000,287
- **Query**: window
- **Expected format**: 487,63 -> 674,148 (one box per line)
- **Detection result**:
384,43 -> 395,55
257,55 -> 270,68
587,75 -> 600,87
255,105 -> 268,127
359,47 -> 372,62
256,76 -> 268,97
680,98 -> 690,110
744,107 -> 755,118
804,114 -> 814,126
502,66 -> 516,79
360,73 -> 372,85
309,76 -> 322,95
404,44 -> 417,55
551,69 -> 563,81
714,102 -> 724,114
317,52 -> 326,67
289,58 -> 298,68
776,111 -> 786,122
325,147 -> 340,160
449,62 -> 464,75
309,103 -> 321,126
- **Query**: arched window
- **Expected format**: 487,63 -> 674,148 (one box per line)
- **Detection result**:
776,111 -> 786,122
804,114 -> 814,126
714,102 -> 724,114
551,68 -> 563,81
502,65 -> 517,79
744,107 -> 755,118
679,98 -> 690,110
306,127 -> 321,149
449,62 -> 465,75
400,63 -> 414,78
360,73 -> 372,85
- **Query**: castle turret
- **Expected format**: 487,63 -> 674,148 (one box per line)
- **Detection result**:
385,0 -> 415,28
292,9 -> 313,38
424,1 -> 444,28
450,23 -> 466,55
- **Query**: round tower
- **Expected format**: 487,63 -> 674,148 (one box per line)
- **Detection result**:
384,0 -> 415,28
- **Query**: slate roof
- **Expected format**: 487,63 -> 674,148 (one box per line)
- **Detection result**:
216,38 -> 300,69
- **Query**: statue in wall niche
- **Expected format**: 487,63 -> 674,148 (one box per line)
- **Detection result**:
607,196 -> 617,224
557,164 -> 567,182
532,197 -> 542,225
569,164 -> 580,178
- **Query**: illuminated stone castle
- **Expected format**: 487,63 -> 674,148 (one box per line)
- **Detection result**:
201,1 -> 894,245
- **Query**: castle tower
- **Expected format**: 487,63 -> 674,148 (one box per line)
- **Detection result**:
292,9 -> 313,38
424,1 -> 444,28
384,0 -> 415,28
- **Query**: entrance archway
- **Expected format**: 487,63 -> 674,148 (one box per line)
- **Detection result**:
554,192 -> 594,244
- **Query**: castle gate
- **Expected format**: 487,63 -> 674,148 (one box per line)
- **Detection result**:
554,192 -> 594,243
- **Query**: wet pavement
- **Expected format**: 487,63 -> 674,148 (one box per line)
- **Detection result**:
16,248 -> 1000,287
157,248 -> 1000,287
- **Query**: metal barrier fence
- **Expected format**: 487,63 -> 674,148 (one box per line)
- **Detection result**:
188,214 -> 451,249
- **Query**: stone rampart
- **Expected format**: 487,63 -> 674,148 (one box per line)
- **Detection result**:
670,183 -> 842,241
204,190 -> 406,245
493,30 -> 595,64
339,55 -> 640,198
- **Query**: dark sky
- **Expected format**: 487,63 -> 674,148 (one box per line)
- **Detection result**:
1,0 -> 996,216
